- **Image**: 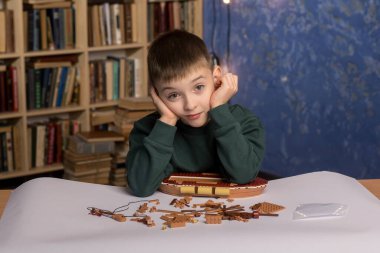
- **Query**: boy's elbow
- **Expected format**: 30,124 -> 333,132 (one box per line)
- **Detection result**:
127,178 -> 157,197
229,168 -> 259,184
131,189 -> 156,198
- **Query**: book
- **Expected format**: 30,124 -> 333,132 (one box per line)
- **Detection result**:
119,96 -> 155,111
0,11 -> 6,53
91,108 -> 115,126
115,107 -> 154,122
77,131 -> 124,143
68,135 -> 115,154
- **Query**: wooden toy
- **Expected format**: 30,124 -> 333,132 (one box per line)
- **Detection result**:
250,202 -> 285,214
159,172 -> 268,198
205,214 -> 223,224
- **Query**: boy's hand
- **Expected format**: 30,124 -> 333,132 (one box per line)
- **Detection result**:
150,87 -> 179,126
210,73 -> 238,108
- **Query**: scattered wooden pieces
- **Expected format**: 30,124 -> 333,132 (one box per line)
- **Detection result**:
88,199 -> 285,229
137,203 -> 149,213
131,216 -> 156,227
170,197 -> 193,209
192,200 -> 224,209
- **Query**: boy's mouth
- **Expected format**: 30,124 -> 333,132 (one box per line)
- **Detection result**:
186,113 -> 202,120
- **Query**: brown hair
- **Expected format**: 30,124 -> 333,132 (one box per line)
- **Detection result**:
148,30 -> 211,87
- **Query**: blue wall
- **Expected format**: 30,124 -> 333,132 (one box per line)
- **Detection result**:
203,0 -> 380,179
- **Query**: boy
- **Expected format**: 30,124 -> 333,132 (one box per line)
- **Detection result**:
126,30 -> 265,197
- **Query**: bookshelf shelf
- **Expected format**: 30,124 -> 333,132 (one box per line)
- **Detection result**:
0,112 -> 22,120
0,53 -> 19,59
88,43 -> 145,52
26,106 -> 85,117
89,101 -> 118,109
24,49 -> 83,57
0,163 -> 63,180
0,0 -> 203,181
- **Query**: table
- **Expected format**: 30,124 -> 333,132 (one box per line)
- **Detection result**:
1,179 -> 379,219
1,172 -> 380,253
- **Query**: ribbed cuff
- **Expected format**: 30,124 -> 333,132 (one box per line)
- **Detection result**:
209,104 -> 236,128
148,120 -> 177,146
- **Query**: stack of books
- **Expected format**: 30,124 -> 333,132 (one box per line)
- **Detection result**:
110,143 -> 129,186
108,96 -> 155,186
63,131 -> 124,184
115,96 -> 155,138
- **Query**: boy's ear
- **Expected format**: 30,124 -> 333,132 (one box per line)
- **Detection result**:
212,66 -> 222,85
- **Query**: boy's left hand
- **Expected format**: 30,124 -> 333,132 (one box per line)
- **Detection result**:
210,73 -> 238,108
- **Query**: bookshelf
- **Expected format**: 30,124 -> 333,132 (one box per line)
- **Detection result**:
0,0 -> 203,181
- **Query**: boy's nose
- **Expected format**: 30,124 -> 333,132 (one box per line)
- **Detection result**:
184,96 -> 196,111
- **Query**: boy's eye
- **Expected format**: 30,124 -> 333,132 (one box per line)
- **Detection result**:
194,84 -> 205,91
167,93 -> 180,100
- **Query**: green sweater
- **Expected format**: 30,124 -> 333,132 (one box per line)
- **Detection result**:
126,103 -> 265,197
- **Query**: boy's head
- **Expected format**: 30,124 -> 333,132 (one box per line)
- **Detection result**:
148,30 -> 222,128
148,30 -> 213,88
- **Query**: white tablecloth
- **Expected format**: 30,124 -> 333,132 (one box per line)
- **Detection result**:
1,171 -> 379,253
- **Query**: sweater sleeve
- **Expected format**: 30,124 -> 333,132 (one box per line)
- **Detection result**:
208,104 -> 265,184
126,117 -> 176,197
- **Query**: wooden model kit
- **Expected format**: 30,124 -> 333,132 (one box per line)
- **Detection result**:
159,173 -> 268,198
87,197 -> 285,230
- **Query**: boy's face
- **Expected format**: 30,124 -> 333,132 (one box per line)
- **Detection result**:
156,65 -> 221,127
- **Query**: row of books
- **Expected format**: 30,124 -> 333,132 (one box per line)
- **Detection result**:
24,5 -> 76,51
28,118 -> 80,168
0,63 -> 18,113
147,0 -> 196,41
88,1 -> 137,47
26,59 -> 79,110
89,56 -> 141,103
0,8 -> 15,53
0,123 -> 21,173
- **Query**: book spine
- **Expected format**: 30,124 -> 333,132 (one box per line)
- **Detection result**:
10,66 -> 19,112
34,69 -> 42,109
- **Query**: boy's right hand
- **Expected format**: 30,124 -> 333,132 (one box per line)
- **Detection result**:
150,87 -> 179,126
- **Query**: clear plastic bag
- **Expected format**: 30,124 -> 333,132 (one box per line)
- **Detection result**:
293,203 -> 348,220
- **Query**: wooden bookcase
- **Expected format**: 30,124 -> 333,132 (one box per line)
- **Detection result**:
0,0 -> 203,181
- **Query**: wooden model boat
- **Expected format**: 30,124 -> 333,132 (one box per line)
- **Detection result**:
159,172 -> 268,198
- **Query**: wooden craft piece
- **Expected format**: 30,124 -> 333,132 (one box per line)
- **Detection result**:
159,173 -> 268,198
250,202 -> 285,214
205,214 -> 223,224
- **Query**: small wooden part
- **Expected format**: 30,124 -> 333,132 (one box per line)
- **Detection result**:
192,200 -> 224,209
148,199 -> 160,205
205,214 -> 223,224
167,221 -> 186,228
131,216 -> 155,227
112,214 -> 127,222
259,213 -> 279,217
250,202 -> 285,214
137,203 -> 149,213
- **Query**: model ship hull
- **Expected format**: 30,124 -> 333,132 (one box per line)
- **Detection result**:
159,173 -> 268,198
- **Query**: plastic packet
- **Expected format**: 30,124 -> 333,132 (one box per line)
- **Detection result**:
293,203 -> 348,220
